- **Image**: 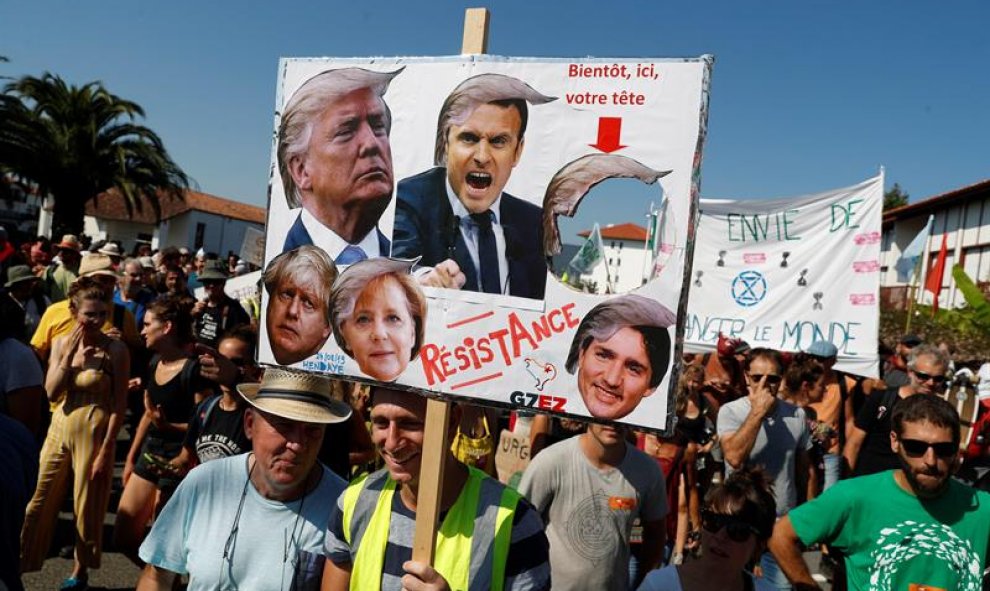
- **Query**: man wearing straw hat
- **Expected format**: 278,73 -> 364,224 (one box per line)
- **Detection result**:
42,234 -> 83,303
322,386 -> 550,591
137,368 -> 351,591
97,242 -> 123,268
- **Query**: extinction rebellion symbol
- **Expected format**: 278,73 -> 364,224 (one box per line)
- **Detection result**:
731,270 -> 767,307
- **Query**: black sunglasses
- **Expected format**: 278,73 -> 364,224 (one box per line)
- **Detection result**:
748,374 -> 782,386
899,438 -> 956,459
911,370 -> 946,385
701,510 -> 759,542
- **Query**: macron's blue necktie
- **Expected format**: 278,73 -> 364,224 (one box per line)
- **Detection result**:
470,211 -> 500,294
336,245 -> 368,266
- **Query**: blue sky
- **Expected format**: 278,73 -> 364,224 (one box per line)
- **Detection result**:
2,1 -> 987,234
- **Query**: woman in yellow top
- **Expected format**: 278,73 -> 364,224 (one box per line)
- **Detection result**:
20,277 -> 130,591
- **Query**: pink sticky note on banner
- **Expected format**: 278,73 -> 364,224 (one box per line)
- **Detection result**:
854,232 -> 881,245
743,253 -> 766,264
849,293 -> 876,305
853,260 -> 880,272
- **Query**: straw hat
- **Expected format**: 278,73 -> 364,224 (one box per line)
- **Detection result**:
237,368 -> 352,424
139,256 -> 156,270
78,253 -> 117,278
56,234 -> 81,251
98,243 -> 123,258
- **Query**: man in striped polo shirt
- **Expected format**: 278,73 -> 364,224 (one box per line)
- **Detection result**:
322,387 -> 550,590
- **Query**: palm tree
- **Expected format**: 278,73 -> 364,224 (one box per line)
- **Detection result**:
0,73 -> 188,236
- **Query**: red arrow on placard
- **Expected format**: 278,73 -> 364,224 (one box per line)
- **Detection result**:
589,117 -> 626,153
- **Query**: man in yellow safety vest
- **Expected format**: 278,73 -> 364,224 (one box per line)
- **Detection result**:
321,387 -> 550,591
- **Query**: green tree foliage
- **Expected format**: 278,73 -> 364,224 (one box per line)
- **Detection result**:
0,73 -> 188,236
884,182 -> 909,211
951,264 -> 990,328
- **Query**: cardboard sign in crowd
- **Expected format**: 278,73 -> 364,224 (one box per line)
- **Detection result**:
258,55 -> 714,432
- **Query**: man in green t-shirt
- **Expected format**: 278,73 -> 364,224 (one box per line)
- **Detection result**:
769,394 -> 990,591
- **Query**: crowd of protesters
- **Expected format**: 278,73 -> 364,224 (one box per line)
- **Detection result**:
3,228 -> 990,591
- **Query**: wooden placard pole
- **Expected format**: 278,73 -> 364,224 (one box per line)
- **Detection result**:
410,6 -> 491,565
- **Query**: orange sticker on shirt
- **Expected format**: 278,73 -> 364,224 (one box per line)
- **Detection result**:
608,496 -> 637,511
909,584 -> 946,591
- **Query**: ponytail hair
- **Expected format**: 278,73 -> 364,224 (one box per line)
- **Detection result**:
146,294 -> 196,344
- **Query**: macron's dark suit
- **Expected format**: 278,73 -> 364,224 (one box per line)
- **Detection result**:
393,167 -> 546,300
282,212 -> 391,257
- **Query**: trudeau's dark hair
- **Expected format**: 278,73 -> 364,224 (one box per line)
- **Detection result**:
891,393 -> 961,446
705,467 -> 777,541
565,294 -> 676,389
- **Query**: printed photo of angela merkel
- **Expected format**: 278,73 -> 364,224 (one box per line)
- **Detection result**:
330,258 -> 427,382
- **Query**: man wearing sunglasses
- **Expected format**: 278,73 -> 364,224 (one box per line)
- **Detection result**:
770,394 -> 990,591
718,348 -> 814,590
844,344 -> 950,478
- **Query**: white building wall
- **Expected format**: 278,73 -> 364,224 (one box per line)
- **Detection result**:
582,238 -> 650,294
83,216 -> 104,241
880,194 -> 990,310
160,211 -> 263,258
82,216 -> 158,254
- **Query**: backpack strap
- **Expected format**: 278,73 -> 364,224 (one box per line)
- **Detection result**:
179,357 -> 199,394
836,371 -> 849,449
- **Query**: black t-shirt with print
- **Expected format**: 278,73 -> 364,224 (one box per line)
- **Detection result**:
852,386 -> 903,477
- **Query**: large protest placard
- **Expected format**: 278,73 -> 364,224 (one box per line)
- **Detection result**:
239,227 -> 266,268
259,55 -> 712,431
685,174 -> 883,377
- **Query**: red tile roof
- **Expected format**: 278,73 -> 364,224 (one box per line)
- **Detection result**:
86,189 -> 266,226
577,222 -> 648,241
882,179 -> 990,226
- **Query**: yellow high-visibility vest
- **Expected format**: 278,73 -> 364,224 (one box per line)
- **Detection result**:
341,467 -> 520,591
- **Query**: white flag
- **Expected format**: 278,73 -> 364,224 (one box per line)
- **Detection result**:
895,214 -> 933,283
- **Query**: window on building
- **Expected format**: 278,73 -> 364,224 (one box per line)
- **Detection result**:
194,223 -> 206,250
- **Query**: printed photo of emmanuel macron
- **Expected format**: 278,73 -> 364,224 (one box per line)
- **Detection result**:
393,74 -> 556,299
